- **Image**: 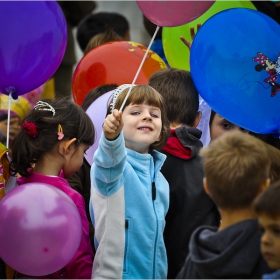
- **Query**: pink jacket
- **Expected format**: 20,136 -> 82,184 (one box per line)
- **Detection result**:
17,171 -> 94,279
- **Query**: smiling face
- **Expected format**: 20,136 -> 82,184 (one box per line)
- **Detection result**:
259,214 -> 280,270
122,103 -> 162,154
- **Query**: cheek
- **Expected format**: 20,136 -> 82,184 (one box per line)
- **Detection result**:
210,124 -> 222,140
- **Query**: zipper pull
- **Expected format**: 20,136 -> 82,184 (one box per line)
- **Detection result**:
152,182 -> 156,200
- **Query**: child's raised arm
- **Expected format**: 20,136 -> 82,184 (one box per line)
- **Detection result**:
103,109 -> 123,140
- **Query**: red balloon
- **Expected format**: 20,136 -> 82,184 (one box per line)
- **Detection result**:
72,41 -> 167,106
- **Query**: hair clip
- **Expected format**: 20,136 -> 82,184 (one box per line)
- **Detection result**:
34,101 -> 55,116
57,124 -> 64,140
110,84 -> 135,113
22,122 -> 38,138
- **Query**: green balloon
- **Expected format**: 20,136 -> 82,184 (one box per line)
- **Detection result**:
162,1 -> 256,71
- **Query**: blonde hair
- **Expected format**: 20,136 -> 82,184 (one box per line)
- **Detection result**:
200,130 -> 270,210
111,85 -> 169,150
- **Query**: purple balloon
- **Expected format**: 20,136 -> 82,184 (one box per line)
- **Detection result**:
0,1 -> 67,99
0,183 -> 82,276
85,90 -> 114,165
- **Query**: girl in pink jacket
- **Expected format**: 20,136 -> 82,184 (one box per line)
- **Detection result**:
9,99 -> 95,279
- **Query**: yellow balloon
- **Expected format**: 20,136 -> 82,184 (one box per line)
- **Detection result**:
162,1 -> 256,71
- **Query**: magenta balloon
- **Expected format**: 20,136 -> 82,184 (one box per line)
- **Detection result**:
136,0 -> 215,27
0,2 -> 67,99
0,183 -> 82,276
85,90 -> 114,165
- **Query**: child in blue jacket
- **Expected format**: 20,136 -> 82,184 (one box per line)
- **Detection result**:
90,84 -> 170,279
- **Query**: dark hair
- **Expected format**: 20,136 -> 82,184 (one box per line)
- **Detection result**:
81,84 -> 118,112
254,179 -> 280,219
143,15 -> 162,40
250,131 -> 280,150
10,98 -> 95,177
149,68 -> 199,126
77,12 -> 130,52
110,85 -> 170,150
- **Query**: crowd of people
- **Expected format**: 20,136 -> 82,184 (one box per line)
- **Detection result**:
1,1 -> 280,279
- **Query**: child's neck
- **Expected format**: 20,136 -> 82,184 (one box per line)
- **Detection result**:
218,207 -> 256,231
33,157 -> 61,177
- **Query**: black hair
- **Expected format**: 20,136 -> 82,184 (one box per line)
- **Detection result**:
77,12 -> 130,52
81,84 -> 118,112
10,98 -> 95,177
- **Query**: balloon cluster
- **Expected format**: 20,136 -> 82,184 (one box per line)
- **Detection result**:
0,1 -> 79,277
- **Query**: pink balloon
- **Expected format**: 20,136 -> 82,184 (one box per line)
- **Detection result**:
85,90 -> 114,165
0,183 -> 82,276
137,0 -> 215,27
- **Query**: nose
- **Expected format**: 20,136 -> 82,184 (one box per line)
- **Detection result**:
261,231 -> 272,246
143,111 -> 152,121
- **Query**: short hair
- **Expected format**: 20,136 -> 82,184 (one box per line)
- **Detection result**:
81,84 -> 118,112
149,68 -> 199,126
200,131 -> 270,210
84,27 -> 123,55
77,12 -> 129,52
254,179 -> 280,219
10,98 -> 95,177
111,85 -> 169,150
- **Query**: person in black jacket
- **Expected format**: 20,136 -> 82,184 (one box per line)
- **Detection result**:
149,68 -> 220,279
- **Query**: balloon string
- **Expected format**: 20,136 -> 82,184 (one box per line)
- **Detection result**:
119,25 -> 160,112
6,92 -> 12,149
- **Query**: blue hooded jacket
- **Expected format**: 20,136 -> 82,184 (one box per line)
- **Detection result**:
90,131 -> 169,279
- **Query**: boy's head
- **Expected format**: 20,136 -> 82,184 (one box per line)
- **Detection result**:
148,68 -> 200,127
253,180 -> 280,270
77,12 -> 130,52
200,131 -> 270,210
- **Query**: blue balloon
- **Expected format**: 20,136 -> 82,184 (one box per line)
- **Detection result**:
190,8 -> 280,134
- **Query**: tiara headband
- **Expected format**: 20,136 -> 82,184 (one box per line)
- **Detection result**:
34,101 -> 55,116
110,84 -> 135,113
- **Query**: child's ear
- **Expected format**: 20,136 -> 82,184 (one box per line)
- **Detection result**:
193,111 -> 202,128
258,178 -> 271,194
203,177 -> 210,195
58,138 -> 77,155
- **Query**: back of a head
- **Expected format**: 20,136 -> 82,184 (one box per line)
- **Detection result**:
254,179 -> 280,219
84,27 -> 123,55
77,12 -> 130,52
10,98 -> 95,177
81,83 -> 118,112
149,68 -> 199,126
200,130 -> 270,210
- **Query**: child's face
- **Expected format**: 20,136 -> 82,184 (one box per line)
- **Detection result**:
122,103 -> 162,153
210,114 -> 246,141
259,214 -> 280,270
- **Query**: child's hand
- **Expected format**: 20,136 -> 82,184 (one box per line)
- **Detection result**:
103,109 -> 123,140
180,23 -> 201,51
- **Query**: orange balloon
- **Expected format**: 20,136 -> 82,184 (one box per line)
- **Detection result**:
72,41 -> 167,106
